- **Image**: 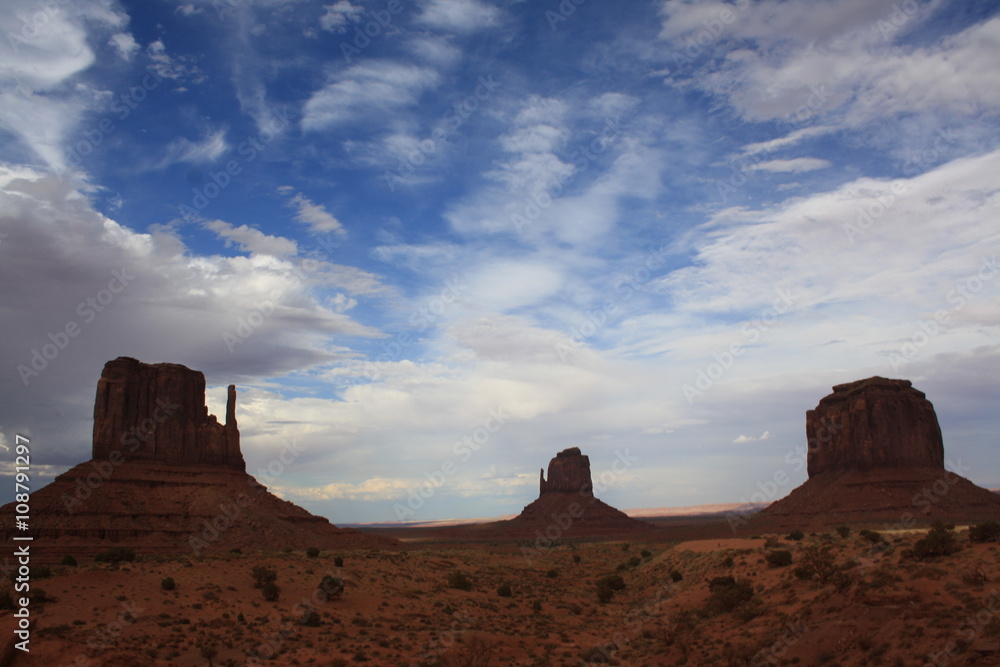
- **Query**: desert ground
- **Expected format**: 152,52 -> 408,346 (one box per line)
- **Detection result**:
4,522 -> 1000,666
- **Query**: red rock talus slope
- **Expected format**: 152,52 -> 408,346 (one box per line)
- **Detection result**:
1,357 -> 398,561
745,376 -> 1000,532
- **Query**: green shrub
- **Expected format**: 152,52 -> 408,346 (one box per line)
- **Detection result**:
497,583 -> 512,598
835,526 -> 850,538
306,547 -> 320,558
910,522 -> 961,559
447,571 -> 473,591
704,576 -> 755,615
969,521 -> 1000,543
60,555 -> 77,567
161,577 -> 176,591
793,544 -> 838,583
318,575 -> 344,600
765,550 -> 792,567
597,574 -> 626,591
262,582 -> 280,601
95,547 -> 135,564
786,529 -> 804,541
251,565 -> 277,589
859,529 -> 882,544
299,608 -> 322,626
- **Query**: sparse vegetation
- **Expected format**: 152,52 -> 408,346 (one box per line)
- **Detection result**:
969,521 -> 1000,543
908,521 -> 961,559
703,576 -> 755,615
333,556 -> 344,567
669,569 -> 683,582
161,577 -> 176,591
447,570 -> 473,591
306,546 -> 320,558
262,581 -> 280,601
859,529 -> 883,545
765,550 -> 792,567
251,565 -> 278,589
94,546 -> 136,564
836,526 -> 850,538
497,582 -> 513,597
793,544 -> 838,583
318,575 -> 344,600
786,529 -> 805,541
60,555 -> 77,567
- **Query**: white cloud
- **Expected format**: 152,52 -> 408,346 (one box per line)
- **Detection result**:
147,129 -> 229,170
204,220 -> 299,258
320,1 -> 364,33
108,32 -> 140,60
146,39 -> 205,85
741,126 -> 836,156
175,4 -> 203,16
284,191 -> 346,235
733,430 -> 771,444
746,157 -> 831,173
302,61 -> 442,130
417,0 -> 500,33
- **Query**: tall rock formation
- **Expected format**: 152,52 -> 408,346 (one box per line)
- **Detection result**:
495,447 -> 652,540
806,377 -> 943,476
1,357 -> 398,561
539,447 -> 593,496
92,357 -> 243,469
743,376 -> 1000,532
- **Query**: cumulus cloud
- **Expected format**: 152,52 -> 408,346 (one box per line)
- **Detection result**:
319,0 -> 364,32
416,0 -> 501,33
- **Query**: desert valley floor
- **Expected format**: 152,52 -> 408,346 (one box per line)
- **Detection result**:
5,523 -> 1000,666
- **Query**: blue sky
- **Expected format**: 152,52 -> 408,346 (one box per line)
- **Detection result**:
1,0 -> 998,524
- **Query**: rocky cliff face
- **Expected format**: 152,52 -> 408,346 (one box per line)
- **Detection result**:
539,447 -> 593,496
92,356 -> 243,469
806,376 -> 944,477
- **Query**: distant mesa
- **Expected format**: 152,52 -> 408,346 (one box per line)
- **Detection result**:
745,376 -> 1000,531
501,447 -> 652,538
1,357 -> 398,561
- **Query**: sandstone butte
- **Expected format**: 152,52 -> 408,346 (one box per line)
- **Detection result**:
0,357 -> 398,563
742,376 -> 1000,532
494,447 -> 654,540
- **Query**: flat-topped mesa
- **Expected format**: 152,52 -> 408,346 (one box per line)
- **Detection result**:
806,376 -> 944,477
539,446 -> 593,496
92,357 -> 244,470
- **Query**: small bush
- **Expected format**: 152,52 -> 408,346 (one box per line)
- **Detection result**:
447,571 -> 473,591
318,575 -> 344,600
910,522 -> 961,559
793,544 -> 838,583
306,547 -> 320,558
669,569 -> 683,582
497,583 -> 513,598
532,600 -> 543,612
859,529 -> 882,544
161,577 -> 176,591
31,566 -> 51,579
299,608 -> 322,626
704,576 -> 755,615
0,591 -> 15,610
60,555 -> 77,567
572,554 -> 581,564
786,530 -> 805,541
836,526 -> 850,538
969,521 -> 1000,543
765,550 -> 793,567
95,547 -> 135,564
251,565 -> 277,589
229,547 -> 242,554
546,569 -> 559,578
596,586 -> 614,604
262,582 -> 280,601
720,556 -> 734,567
333,556 -> 344,567
597,574 -> 626,591
641,549 -> 652,559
